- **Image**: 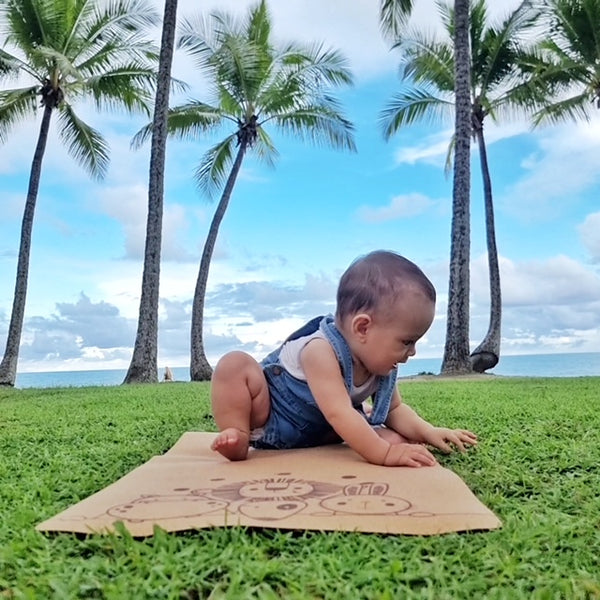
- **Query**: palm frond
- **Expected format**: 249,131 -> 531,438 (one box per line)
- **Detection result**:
29,45 -> 82,82
179,20 -> 264,110
0,87 -> 38,142
379,0 -> 414,41
79,0 -> 159,54
532,91 -> 592,126
515,0 -> 600,126
57,102 -> 109,179
270,99 -> 356,152
476,1 -> 539,97
176,14 -> 217,64
255,42 -> 353,120
75,35 -> 158,76
401,37 -> 454,91
214,34 -> 267,109
444,134 -> 456,177
246,0 -> 270,48
131,101 -> 225,149
2,0 -> 57,54
380,87 -> 453,138
279,42 -> 353,88
546,0 -> 600,65
0,48 -> 35,81
80,64 -> 157,114
252,126 -> 278,168
195,135 -> 237,197
217,83 -> 244,117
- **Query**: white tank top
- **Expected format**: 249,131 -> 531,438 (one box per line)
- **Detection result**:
278,330 -> 378,405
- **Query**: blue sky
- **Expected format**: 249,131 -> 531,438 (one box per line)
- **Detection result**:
1,0 -> 599,374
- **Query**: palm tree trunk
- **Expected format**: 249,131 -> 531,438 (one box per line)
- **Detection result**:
190,142 -> 247,381
470,125 -> 501,372
441,0 -> 472,375
123,0 -> 178,384
0,104 -> 53,387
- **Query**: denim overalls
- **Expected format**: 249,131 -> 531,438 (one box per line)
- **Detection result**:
253,314 -> 398,449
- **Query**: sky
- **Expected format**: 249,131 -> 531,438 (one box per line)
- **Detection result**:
1,0 -> 600,375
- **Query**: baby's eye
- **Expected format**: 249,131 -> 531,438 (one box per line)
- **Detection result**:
403,340 -> 416,347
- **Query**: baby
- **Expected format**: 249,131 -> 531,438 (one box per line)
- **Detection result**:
210,250 -> 477,466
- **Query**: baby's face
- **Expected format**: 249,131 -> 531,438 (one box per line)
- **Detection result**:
356,293 -> 434,376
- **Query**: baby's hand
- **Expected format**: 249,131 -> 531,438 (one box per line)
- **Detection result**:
383,442 -> 438,468
424,427 -> 478,454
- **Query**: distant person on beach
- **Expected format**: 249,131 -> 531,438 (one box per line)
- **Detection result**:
163,367 -> 174,382
210,250 -> 477,466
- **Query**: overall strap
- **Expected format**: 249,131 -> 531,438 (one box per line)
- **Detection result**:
368,368 -> 398,426
319,314 -> 397,426
284,315 -> 324,343
319,315 -> 354,392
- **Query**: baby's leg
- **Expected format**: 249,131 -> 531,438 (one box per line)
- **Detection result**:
210,351 -> 270,461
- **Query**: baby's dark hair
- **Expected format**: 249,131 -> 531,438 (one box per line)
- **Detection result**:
335,250 -> 436,322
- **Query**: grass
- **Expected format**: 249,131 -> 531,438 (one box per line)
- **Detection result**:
1,377 -> 600,599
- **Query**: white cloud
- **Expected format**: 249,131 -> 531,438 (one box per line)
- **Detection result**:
93,184 -> 204,262
500,255 -> 600,306
579,212 -> 600,263
3,251 -> 600,372
468,253 -> 600,355
503,117 -> 600,220
393,119 -> 530,167
394,130 -> 452,167
357,193 -> 435,222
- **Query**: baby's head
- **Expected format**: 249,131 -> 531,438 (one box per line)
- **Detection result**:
336,250 -> 436,322
335,251 -> 436,373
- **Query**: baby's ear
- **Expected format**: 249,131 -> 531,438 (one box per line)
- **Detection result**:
352,313 -> 372,339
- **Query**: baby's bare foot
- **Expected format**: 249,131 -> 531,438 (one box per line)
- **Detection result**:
211,428 -> 250,461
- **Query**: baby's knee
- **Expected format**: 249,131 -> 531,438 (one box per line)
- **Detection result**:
213,351 -> 261,382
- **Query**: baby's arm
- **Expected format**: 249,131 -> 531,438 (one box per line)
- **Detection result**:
385,389 -> 478,453
301,340 -> 436,467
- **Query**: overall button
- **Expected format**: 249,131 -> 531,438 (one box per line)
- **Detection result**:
271,366 -> 282,376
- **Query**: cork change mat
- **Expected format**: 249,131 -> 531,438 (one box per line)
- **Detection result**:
37,432 -> 501,536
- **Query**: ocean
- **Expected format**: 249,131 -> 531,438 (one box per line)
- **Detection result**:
13,351 -> 600,389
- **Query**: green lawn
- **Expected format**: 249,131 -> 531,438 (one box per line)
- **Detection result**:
1,377 -> 599,599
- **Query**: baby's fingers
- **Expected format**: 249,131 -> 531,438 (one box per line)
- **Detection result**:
386,443 -> 437,467
445,430 -> 478,453
456,429 -> 478,450
407,445 -> 438,467
458,429 -> 478,444
430,436 -> 453,453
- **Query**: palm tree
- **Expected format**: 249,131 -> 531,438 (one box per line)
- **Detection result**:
0,0 -> 158,387
134,0 -> 356,381
378,0 -> 474,375
381,0 -> 537,373
518,0 -> 600,125
443,0 -> 473,375
123,0 -> 180,385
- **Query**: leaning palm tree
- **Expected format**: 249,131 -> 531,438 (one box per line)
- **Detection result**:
0,0 -> 158,387
518,0 -> 600,126
134,0 -> 355,380
381,0 -> 537,373
123,0 -> 180,385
